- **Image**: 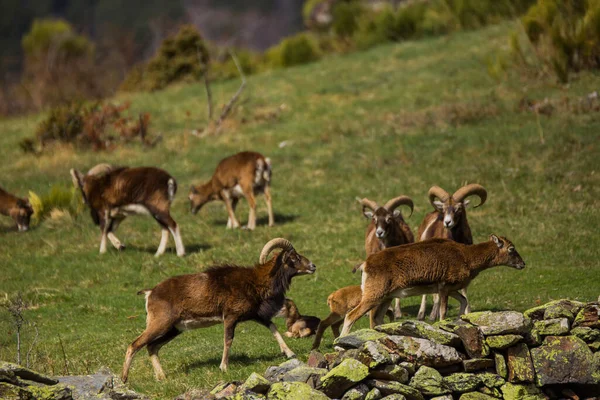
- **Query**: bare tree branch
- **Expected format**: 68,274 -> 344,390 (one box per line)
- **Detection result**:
199,45 -> 213,121
215,50 -> 246,133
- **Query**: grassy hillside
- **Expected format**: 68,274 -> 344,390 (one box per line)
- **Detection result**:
1,22 -> 599,399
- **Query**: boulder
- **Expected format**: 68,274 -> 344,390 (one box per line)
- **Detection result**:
0,382 -> 73,400
375,321 -> 461,347
320,358 -> 369,398
240,372 -> 271,394
0,362 -> 58,385
342,383 -> 370,400
523,299 -> 584,321
570,326 -> 600,343
530,335 -> 597,385
493,353 -> 507,379
327,349 -> 360,369
358,341 -> 393,369
455,324 -> 488,359
267,381 -> 328,400
478,386 -> 502,398
500,382 -> 546,400
307,350 -> 328,369
462,311 -> 531,336
506,343 -> 535,383
365,387 -> 383,400
381,336 -> 463,368
485,335 -> 523,350
443,372 -> 481,393
264,359 -> 305,382
574,304 -> 600,328
334,329 -> 387,349
57,366 -> 147,400
543,303 -> 575,321
211,382 -> 238,398
380,395 -> 408,400
532,318 -> 570,336
589,341 -> 600,352
478,372 -> 505,388
365,380 -> 425,400
370,365 -> 409,383
458,393 -> 496,400
409,366 -> 450,396
463,358 -> 494,372
430,396 -> 453,400
281,366 -> 327,388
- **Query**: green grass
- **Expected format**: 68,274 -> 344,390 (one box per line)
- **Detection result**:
1,21 -> 599,399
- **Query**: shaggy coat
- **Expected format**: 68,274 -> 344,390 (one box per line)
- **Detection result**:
189,151 -> 273,230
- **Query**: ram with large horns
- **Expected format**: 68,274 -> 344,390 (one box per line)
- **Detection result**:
357,195 -> 414,318
416,183 -> 488,320
122,238 -> 316,382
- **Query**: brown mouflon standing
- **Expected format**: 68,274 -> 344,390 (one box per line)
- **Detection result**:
279,298 -> 321,338
70,164 -> 185,257
416,184 -> 487,320
189,151 -> 273,230
341,234 -> 525,336
311,285 -> 394,350
121,238 -> 315,382
359,196 -> 414,318
0,186 -> 33,232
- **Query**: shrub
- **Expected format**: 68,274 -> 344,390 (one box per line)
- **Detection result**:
210,48 -> 264,81
29,186 -> 82,226
515,0 -> 600,82
267,33 -> 321,67
121,25 -> 209,92
332,1 -> 364,37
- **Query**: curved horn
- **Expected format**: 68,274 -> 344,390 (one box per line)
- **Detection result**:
428,186 -> 450,209
87,163 -> 114,177
358,197 -> 379,211
383,196 -> 414,217
259,238 -> 294,264
452,184 -> 487,208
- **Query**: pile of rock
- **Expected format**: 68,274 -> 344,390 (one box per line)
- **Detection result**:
0,362 -> 146,400
178,299 -> 600,400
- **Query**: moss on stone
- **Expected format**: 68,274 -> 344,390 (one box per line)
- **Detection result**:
365,387 -> 382,400
376,321 -> 460,347
570,326 -> 600,342
477,372 -> 505,388
500,382 -> 546,400
409,366 -> 449,396
458,392 -> 497,400
533,318 -> 570,336
268,381 -> 329,399
333,329 -> 387,349
320,358 -> 369,398
485,334 -> 523,350
494,353 -> 507,379
442,372 -> 481,393
240,372 -> 270,394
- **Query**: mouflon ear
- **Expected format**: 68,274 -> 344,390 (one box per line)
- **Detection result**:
490,234 -> 503,248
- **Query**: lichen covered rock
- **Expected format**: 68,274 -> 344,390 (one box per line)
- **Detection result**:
507,343 -> 535,383
485,334 -> 523,350
463,358 -> 494,372
320,358 -> 369,398
574,303 -> 600,328
370,364 -> 410,383
376,321 -> 461,347
570,326 -> 600,342
533,318 -> 570,336
443,372 -> 481,393
500,382 -> 546,400
365,380 -> 425,400
493,353 -> 507,379
458,392 -> 497,400
240,373 -> 271,394
409,366 -> 450,396
358,340 -> 393,369
334,329 -> 387,349
342,383 -> 370,400
267,381 -> 328,399
524,299 -> 584,321
530,335 -> 597,385
281,366 -> 327,388
381,335 -> 463,367
462,311 -> 531,336
264,359 -> 305,382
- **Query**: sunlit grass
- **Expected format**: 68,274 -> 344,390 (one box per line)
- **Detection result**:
1,21 -> 599,399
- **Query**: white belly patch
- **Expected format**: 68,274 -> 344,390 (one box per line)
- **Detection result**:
111,204 -> 151,217
175,317 -> 223,331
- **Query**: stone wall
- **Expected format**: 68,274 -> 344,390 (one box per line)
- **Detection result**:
180,299 -> 600,400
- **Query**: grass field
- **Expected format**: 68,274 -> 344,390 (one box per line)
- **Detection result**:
1,21 -> 599,399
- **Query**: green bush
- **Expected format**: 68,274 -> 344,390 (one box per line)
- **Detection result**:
121,25 -> 209,92
267,33 -> 321,67
332,1 -> 364,37
515,0 -> 600,82
210,49 -> 264,81
22,19 -> 93,58
29,185 -> 82,226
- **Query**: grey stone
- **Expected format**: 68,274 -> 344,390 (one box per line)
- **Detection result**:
264,359 -> 304,382
462,311 -> 531,336
409,366 -> 450,396
574,303 -> 600,328
342,383 -> 370,400
459,393 -> 496,400
530,335 -> 597,385
320,358 -> 369,398
58,367 -> 147,400
267,381 -> 329,399
506,343 -> 535,383
524,299 -> 585,321
454,323 -> 488,359
1,362 -> 58,385
370,365 -> 409,384
430,396 -> 454,400
533,318 -> 570,336
570,326 -> 600,342
212,382 -> 238,399
477,372 -> 505,388
493,353 -> 507,379
333,329 -> 387,349
443,372 -> 481,393
381,335 -> 463,367
358,340 -> 393,369
381,395 -> 408,400
327,349 -> 360,369
307,350 -> 328,369
174,389 -> 215,400
543,303 -> 575,321
375,321 -> 461,347
281,366 -> 327,388
500,382 -> 546,400
463,358 -> 494,372
365,387 -> 383,400
365,380 -> 425,400
240,372 -> 270,394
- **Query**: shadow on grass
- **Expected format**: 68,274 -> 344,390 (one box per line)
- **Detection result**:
127,243 -> 211,255
212,213 -> 299,227
182,353 -> 285,373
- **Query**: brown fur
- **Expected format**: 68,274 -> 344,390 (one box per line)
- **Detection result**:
0,186 -> 33,232
189,151 -> 273,230
70,166 -> 184,256
340,235 -> 525,336
281,299 -> 321,338
416,184 -> 487,319
311,285 -> 394,349
121,243 -> 316,382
